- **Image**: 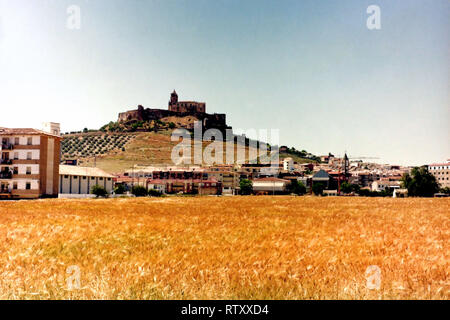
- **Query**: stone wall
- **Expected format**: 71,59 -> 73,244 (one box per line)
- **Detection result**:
118,106 -> 230,132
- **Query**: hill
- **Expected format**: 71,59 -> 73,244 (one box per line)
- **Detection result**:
61,130 -> 317,173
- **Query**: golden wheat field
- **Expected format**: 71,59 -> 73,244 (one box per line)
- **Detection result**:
0,196 -> 448,300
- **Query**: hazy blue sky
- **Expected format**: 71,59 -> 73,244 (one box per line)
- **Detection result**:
0,0 -> 448,165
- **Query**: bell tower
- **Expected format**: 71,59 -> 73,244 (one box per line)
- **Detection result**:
169,90 -> 178,111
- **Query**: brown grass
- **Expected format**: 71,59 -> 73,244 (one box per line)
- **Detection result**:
0,197 -> 448,300
82,131 -> 262,173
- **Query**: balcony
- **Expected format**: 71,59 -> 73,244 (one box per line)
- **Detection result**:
0,159 -> 13,165
0,172 -> 13,179
1,143 -> 13,150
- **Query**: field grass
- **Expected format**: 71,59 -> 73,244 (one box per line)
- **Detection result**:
0,197 -> 448,300
63,131 -> 315,173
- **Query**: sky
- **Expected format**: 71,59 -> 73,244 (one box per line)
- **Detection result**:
0,0 -> 448,166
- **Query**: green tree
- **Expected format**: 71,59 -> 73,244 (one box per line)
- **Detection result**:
114,184 -> 126,195
168,122 -> 176,129
131,185 -> 148,197
340,181 -> 352,194
440,187 -> 450,195
240,179 -> 253,195
312,182 -> 325,196
401,167 -> 440,197
91,185 -> 108,198
287,180 -> 306,195
351,184 -> 361,193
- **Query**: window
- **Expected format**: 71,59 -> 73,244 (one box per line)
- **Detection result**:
27,137 -> 32,145
107,178 -> 111,181
13,182 -> 17,190
73,176 -> 78,179
26,167 -> 31,174
82,176 -> 87,180
14,137 -> 19,145
91,177 -> 95,180
99,178 -> 103,181
64,175 -> 69,179
26,182 -> 31,190
27,152 -> 32,160
13,152 -> 18,160
13,167 -> 18,174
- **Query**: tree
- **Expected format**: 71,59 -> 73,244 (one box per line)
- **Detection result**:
287,180 -> 306,195
91,185 -> 108,198
312,182 -> 325,196
340,181 -> 352,194
131,185 -> 148,197
351,184 -> 360,193
114,184 -> 126,195
440,187 -> 450,195
401,167 -> 440,197
168,122 -> 176,129
240,179 -> 253,195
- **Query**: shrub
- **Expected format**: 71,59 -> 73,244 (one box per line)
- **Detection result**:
131,185 -> 148,197
312,182 -> 325,196
240,179 -> 253,195
148,189 -> 162,197
340,182 -> 352,194
287,180 -> 307,195
114,184 -> 126,195
91,185 -> 108,198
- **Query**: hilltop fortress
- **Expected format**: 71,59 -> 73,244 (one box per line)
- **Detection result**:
118,90 -> 230,132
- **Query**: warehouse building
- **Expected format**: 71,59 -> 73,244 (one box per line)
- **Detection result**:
59,165 -> 114,195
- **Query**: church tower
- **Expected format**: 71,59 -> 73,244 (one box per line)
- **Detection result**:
168,90 -> 178,111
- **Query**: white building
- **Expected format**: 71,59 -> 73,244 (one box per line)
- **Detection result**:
371,180 -> 401,192
283,157 -> 294,172
252,177 -> 290,194
59,165 -> 114,196
428,162 -> 450,188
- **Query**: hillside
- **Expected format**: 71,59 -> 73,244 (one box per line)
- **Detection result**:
61,130 -> 317,173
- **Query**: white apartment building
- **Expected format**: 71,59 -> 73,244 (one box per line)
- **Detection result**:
428,162 -> 450,189
0,125 -> 61,199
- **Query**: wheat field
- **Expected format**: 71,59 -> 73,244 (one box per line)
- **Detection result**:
0,196 -> 448,300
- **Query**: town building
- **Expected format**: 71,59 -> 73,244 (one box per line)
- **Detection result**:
428,162 -> 450,188
252,177 -> 290,195
312,170 -> 330,189
59,165 -> 114,196
283,157 -> 294,172
371,180 -> 401,192
0,125 -> 61,199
